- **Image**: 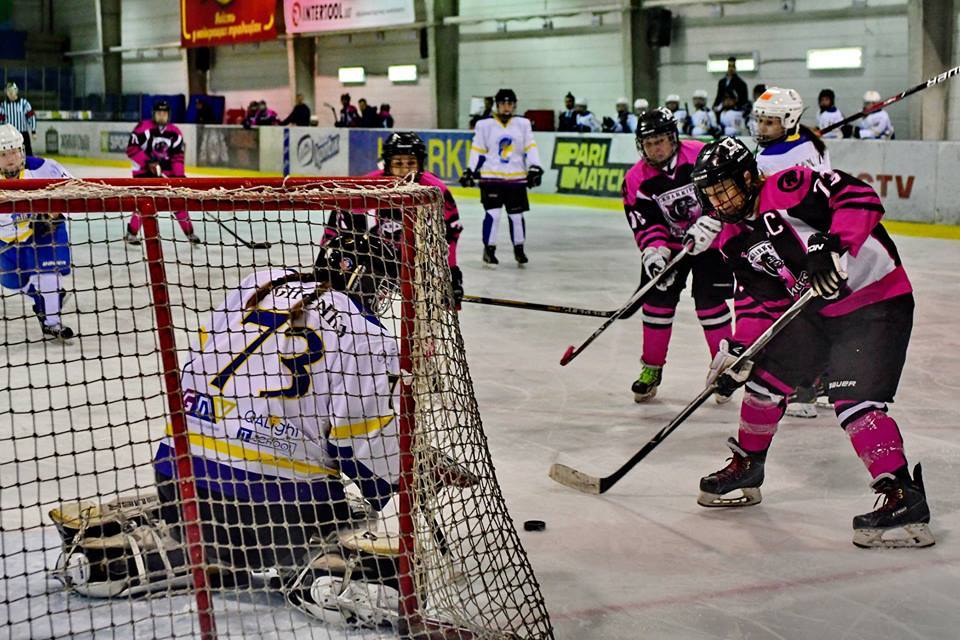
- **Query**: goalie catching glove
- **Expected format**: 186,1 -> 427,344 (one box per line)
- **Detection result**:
641,245 -> 676,291
706,339 -> 754,396
682,216 -> 722,255
806,232 -> 847,299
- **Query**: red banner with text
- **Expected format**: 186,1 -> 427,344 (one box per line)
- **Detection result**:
180,0 -> 277,48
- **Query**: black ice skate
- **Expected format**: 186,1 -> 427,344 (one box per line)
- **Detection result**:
852,463 -> 935,549
33,291 -> 75,340
185,232 -> 202,245
698,437 -> 766,507
513,244 -> 529,266
482,245 -> 499,267
631,362 -> 662,403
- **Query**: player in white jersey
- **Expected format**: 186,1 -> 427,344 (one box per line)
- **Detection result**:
753,87 -> 831,419
51,233 -> 477,627
460,88 -> 543,266
858,90 -> 894,139
690,89 -> 719,137
0,123 -> 74,339
664,94 -> 689,133
817,89 -> 845,139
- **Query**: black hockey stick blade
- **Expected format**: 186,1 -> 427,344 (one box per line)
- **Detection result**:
550,289 -> 817,494
462,295 -> 614,318
213,219 -> 272,250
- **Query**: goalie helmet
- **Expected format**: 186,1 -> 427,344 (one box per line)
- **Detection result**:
0,123 -> 25,178
316,233 -> 400,315
752,87 -> 804,146
381,131 -> 426,174
636,108 -> 679,168
691,137 -> 759,224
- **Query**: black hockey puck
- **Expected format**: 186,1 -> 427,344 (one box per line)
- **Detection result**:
523,519 -> 546,532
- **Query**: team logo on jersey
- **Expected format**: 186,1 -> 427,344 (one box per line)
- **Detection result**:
150,138 -> 171,160
776,169 -> 803,192
236,425 -> 298,456
744,240 -> 806,295
184,388 -> 237,424
497,136 -> 514,163
653,184 -> 702,233
243,410 -> 301,439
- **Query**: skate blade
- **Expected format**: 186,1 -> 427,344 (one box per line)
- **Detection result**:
785,403 -> 818,419
853,523 -> 935,549
697,487 -> 762,508
633,388 -> 658,404
714,392 -> 734,405
482,263 -> 497,269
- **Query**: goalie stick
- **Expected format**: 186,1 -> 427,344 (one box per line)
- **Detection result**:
550,288 -> 817,494
462,295 -> 615,318
560,246 -> 690,366
820,64 -> 960,136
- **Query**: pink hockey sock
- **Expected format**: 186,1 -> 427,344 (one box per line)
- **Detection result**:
641,304 -> 675,367
173,210 -> 194,235
696,302 -> 733,357
127,213 -> 142,234
843,408 -> 907,478
738,391 -> 785,453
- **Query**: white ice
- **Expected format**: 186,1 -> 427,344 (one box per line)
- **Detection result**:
2,162 -> 959,639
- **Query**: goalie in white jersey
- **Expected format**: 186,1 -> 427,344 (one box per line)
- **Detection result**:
51,233 -> 477,628
0,123 -> 74,339
460,88 -> 543,266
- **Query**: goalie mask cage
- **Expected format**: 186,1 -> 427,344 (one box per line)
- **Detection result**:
0,177 -> 553,640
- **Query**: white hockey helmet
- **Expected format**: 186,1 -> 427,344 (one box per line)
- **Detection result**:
634,98 -> 649,111
863,90 -> 882,103
616,96 -> 629,106
0,123 -> 24,152
692,89 -> 709,100
753,87 -> 804,131
665,94 -> 681,104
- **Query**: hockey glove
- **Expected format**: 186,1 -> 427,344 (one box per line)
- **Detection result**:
706,339 -> 753,396
145,161 -> 162,177
641,245 -> 676,291
30,213 -> 63,238
450,266 -> 464,310
806,232 -> 847,299
682,216 -> 722,255
458,168 -> 477,188
526,165 -> 544,189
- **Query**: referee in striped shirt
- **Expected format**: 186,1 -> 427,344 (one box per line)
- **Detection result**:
1,83 -> 36,156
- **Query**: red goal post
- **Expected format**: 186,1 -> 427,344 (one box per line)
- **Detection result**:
0,177 -> 553,639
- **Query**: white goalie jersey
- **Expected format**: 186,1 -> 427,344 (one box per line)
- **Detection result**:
159,268 -> 401,505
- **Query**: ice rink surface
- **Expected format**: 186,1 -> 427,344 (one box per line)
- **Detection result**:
3,162 -> 960,639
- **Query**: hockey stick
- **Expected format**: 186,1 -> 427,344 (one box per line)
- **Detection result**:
550,288 -> 817,494
462,295 -> 615,318
820,64 -> 960,136
209,217 -> 272,250
559,246 -> 690,366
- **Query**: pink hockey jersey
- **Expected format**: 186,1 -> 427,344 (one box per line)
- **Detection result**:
127,120 -> 186,177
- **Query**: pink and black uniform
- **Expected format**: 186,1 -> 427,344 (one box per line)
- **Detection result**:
719,165 -> 914,480
622,139 -> 734,368
125,117 -> 195,238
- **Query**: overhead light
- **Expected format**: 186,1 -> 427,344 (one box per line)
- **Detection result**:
338,66 -> 365,84
707,53 -> 756,73
388,64 -> 418,83
806,47 -> 862,70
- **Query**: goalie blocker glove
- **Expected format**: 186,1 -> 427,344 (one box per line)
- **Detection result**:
526,165 -> 543,188
806,232 -> 847,299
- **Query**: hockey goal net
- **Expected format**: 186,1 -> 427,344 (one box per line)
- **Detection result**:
0,177 -> 553,639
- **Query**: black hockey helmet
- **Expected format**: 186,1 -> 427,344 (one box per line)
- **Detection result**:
495,88 -> 517,104
153,99 -> 170,114
691,137 -> 760,224
636,107 -> 679,168
315,233 -> 400,314
382,131 -> 426,173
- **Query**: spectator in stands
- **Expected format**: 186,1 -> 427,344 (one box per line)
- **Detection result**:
557,92 -> 577,132
712,57 -> 749,113
718,90 -> 746,137
746,83 -> 767,136
817,88 -> 845,139
358,98 -> 380,128
603,97 -> 637,133
242,101 -> 259,129
1,82 -> 36,156
633,98 -> 649,118
378,103 -> 394,128
469,96 -> 493,128
573,99 -> 600,133
193,98 -> 218,124
255,101 -> 278,126
689,89 -> 718,137
857,90 -> 893,139
335,93 -> 360,128
280,93 -> 312,126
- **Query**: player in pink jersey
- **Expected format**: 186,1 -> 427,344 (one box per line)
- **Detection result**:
690,137 -> 932,548
326,132 -> 464,307
621,108 -> 734,402
124,100 -> 199,244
